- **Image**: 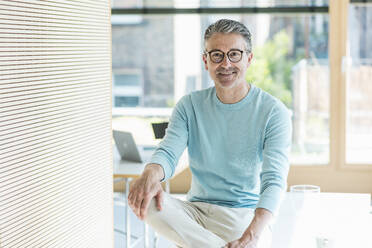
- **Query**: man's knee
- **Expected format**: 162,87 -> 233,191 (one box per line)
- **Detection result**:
144,197 -> 164,222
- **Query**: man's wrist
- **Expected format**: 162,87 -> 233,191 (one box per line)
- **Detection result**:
240,208 -> 272,243
241,228 -> 259,243
143,163 -> 165,182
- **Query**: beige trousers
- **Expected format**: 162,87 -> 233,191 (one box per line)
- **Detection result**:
145,193 -> 272,248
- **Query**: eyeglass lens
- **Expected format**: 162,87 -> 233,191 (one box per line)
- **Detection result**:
209,50 -> 242,63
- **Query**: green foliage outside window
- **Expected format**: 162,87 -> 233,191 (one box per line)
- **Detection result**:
246,30 -> 298,108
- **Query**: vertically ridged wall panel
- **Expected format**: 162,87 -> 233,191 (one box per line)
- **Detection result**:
0,0 -> 113,247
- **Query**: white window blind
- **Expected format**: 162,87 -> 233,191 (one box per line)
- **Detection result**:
0,1 -> 113,247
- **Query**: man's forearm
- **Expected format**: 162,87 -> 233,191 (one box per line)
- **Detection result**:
143,163 -> 165,182
241,208 -> 273,242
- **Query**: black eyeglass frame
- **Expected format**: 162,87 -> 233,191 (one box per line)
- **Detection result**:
204,49 -> 250,63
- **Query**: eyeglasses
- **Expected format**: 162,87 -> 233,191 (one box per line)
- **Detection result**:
204,49 -> 247,63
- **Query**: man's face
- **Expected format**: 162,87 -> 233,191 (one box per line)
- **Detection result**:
203,33 -> 253,89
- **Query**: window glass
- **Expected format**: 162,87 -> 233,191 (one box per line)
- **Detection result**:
114,96 -> 140,107
346,4 -> 372,164
114,74 -> 141,87
112,16 -> 175,108
112,13 -> 330,163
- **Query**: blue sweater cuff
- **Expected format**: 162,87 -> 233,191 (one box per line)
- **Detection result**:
149,155 -> 173,182
256,185 -> 285,215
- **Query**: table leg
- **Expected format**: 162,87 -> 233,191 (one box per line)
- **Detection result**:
125,178 -> 132,248
144,223 -> 149,248
153,233 -> 159,248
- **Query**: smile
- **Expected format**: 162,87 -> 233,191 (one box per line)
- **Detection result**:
217,72 -> 236,76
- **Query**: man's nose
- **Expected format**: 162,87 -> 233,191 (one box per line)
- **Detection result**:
220,55 -> 232,68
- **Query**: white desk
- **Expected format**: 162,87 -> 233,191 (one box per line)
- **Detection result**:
272,192 -> 371,248
113,146 -> 188,248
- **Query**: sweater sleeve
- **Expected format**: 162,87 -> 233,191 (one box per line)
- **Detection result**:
149,96 -> 189,181
256,102 -> 292,215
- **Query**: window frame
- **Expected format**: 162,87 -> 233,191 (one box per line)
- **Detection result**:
111,0 -> 372,194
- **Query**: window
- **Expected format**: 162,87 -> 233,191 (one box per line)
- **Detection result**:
346,3 -> 372,164
112,12 -> 330,164
111,0 -> 372,194
115,96 -> 140,107
112,70 -> 143,107
114,74 -> 141,87
112,17 -> 175,109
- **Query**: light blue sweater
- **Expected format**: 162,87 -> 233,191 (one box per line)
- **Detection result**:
150,84 -> 292,214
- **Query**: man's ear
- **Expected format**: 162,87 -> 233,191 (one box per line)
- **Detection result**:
202,54 -> 208,70
246,52 -> 253,66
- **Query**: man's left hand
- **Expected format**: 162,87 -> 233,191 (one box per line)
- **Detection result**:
224,237 -> 258,248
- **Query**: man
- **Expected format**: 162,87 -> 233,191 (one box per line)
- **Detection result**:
128,19 -> 292,248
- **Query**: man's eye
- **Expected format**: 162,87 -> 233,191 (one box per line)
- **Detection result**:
229,51 -> 239,57
211,53 -> 223,58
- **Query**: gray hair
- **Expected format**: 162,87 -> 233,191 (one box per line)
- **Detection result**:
204,19 -> 252,53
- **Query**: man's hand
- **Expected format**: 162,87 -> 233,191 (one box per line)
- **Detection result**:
224,236 -> 258,248
224,208 -> 272,248
128,163 -> 164,220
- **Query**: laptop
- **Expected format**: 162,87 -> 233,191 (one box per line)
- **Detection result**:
113,130 -> 156,163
